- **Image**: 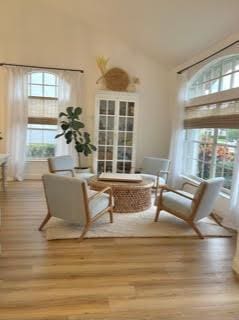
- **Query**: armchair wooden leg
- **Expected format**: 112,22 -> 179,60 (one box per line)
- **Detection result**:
78,223 -> 91,242
210,212 -> 223,227
154,207 -> 161,222
190,221 -> 204,239
109,207 -> 113,223
39,212 -> 51,231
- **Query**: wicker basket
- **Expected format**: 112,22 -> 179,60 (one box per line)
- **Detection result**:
104,67 -> 130,91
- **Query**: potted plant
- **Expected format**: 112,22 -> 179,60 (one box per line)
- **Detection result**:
55,106 -> 96,169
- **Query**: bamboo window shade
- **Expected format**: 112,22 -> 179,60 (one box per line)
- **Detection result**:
28,97 -> 58,125
184,100 -> 239,129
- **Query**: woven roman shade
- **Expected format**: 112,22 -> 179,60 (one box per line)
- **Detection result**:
184,100 -> 239,129
28,96 -> 58,125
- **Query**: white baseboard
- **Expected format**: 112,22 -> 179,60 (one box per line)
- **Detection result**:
25,174 -> 42,180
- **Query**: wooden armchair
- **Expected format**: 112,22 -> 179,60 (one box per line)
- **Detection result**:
154,178 -> 225,239
39,174 -> 114,241
139,157 -> 170,199
48,155 -> 95,182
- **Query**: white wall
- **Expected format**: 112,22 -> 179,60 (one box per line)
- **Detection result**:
0,2 -> 171,178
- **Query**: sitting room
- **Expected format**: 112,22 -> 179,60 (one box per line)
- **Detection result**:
0,0 -> 239,319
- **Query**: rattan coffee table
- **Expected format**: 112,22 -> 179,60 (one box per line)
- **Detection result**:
89,176 -> 153,213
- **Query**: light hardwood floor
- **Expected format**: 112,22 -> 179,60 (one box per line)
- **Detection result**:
0,181 -> 239,320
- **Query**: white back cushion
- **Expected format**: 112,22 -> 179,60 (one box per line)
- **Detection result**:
142,157 -> 170,176
48,155 -> 74,172
194,177 -> 224,222
42,174 -> 87,225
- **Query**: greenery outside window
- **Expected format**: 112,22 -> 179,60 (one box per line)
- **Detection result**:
183,128 -> 239,191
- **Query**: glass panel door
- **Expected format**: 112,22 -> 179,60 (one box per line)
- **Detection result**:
97,99 -> 115,173
116,101 -> 135,173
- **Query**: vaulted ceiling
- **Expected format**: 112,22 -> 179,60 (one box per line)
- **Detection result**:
3,0 -> 239,67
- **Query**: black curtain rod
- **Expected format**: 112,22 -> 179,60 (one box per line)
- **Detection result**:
177,40 -> 239,74
0,62 -> 84,73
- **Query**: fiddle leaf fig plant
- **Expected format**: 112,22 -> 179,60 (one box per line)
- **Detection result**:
55,106 -> 96,167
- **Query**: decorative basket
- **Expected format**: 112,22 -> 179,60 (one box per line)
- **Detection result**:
103,67 -> 130,91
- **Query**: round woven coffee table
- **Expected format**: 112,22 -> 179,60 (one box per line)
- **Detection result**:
89,176 -> 153,213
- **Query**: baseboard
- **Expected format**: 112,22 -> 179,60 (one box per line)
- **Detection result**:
25,174 -> 42,180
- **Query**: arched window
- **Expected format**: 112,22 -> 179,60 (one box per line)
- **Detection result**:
183,55 -> 239,192
27,71 -> 59,160
188,55 -> 239,99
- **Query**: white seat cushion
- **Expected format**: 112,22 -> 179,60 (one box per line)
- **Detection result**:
140,174 -> 166,186
75,172 -> 96,182
160,190 -> 193,218
88,189 -> 110,218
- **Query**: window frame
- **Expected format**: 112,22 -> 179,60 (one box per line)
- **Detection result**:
183,128 -> 237,194
188,54 -> 239,100
26,71 -> 59,161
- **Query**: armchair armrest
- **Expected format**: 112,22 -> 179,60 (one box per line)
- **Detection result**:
88,187 -> 113,203
182,181 -> 199,190
159,170 -> 169,174
160,186 -> 195,201
155,170 -> 170,189
158,170 -> 169,180
51,169 -> 75,177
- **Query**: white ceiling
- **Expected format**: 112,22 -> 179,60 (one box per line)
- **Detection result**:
5,0 -> 239,67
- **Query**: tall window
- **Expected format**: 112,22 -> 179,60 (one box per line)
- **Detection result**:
27,72 -> 59,160
184,55 -> 239,192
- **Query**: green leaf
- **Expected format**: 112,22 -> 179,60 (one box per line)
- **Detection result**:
61,123 -> 69,131
65,131 -> 73,144
59,112 -> 67,117
89,144 -> 97,151
55,133 -> 64,139
75,143 -> 84,153
72,120 -> 85,130
84,132 -> 91,143
74,107 -> 82,118
84,144 -> 92,157
66,106 -> 74,116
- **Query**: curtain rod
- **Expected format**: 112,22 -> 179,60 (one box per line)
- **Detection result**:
177,40 -> 239,75
0,62 -> 84,73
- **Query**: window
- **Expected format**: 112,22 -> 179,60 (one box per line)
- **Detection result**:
184,55 -> 239,192
27,72 -> 59,160
188,55 -> 239,99
184,128 -> 239,191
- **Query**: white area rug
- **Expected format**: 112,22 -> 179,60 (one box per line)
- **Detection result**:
45,206 -> 233,240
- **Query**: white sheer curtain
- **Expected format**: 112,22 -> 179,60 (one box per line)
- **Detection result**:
55,70 -> 83,165
223,142 -> 239,229
168,73 -> 188,188
4,66 -> 29,181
